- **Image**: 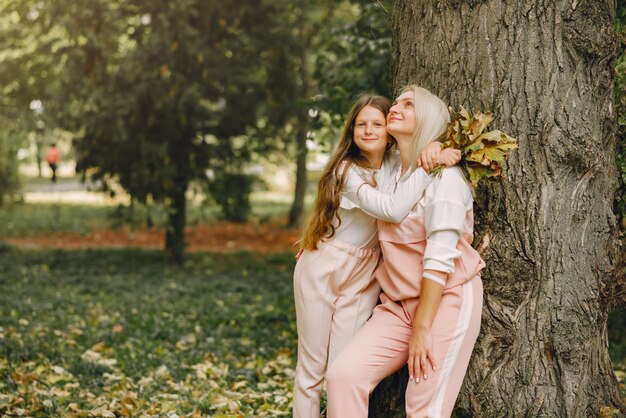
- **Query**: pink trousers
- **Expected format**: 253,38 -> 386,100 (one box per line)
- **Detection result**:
292,240 -> 381,418
326,276 -> 483,418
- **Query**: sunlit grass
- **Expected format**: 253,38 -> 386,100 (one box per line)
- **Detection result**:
0,192 -> 313,239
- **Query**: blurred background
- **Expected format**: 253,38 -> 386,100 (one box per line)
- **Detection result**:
0,0 -> 396,262
0,1 -> 624,416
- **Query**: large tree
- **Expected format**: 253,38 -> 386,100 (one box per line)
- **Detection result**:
370,1 -> 625,416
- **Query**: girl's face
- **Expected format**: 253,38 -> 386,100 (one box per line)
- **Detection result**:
353,105 -> 390,160
386,90 -> 416,138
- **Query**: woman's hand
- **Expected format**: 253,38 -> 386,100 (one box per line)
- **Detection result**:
408,324 -> 437,383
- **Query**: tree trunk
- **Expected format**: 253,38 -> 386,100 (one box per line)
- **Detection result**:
35,135 -> 43,178
165,137 -> 190,264
288,105 -> 309,228
371,1 -> 624,416
165,179 -> 187,264
288,8 -> 312,229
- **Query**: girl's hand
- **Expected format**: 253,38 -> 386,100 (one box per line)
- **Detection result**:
417,142 -> 443,173
407,325 -> 437,383
438,148 -> 461,167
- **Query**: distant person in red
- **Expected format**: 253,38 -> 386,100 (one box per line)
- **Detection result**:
45,144 -> 60,183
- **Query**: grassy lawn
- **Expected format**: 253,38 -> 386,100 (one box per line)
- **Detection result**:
0,204 -> 114,238
0,193 -> 301,239
0,248 -> 297,417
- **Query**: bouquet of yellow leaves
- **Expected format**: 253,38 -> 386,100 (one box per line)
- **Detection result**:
434,107 -> 517,189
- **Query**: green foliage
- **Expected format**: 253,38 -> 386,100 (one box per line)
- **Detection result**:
314,1 -> 393,114
207,173 -> 254,223
0,249 -> 297,416
0,129 -> 21,206
312,0 -> 393,149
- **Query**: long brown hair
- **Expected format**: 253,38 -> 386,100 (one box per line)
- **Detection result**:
300,94 -> 392,250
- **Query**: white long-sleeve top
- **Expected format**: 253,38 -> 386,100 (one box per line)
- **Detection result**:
380,160 -> 473,282
332,154 -> 433,248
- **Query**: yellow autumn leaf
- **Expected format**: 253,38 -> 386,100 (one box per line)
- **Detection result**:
463,137 -> 485,153
91,341 -> 106,352
467,146 -> 506,165
473,110 -> 494,135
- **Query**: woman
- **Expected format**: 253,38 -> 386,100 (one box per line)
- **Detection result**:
325,86 -> 485,418
292,94 -> 460,418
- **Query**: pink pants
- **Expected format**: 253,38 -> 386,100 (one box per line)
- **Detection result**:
293,239 -> 381,418
326,276 -> 483,418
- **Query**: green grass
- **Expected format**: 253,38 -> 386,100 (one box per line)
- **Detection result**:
0,248 -> 297,417
0,193 -> 305,238
0,203 -> 113,237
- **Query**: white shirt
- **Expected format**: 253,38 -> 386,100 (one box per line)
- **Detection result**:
381,161 -> 473,282
332,154 -> 433,248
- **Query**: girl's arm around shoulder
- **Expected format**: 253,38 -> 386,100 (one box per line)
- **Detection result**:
341,166 -> 433,223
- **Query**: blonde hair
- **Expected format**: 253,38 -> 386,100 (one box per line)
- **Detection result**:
401,85 -> 450,172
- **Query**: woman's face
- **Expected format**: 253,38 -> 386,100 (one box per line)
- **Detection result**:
386,90 -> 416,138
353,105 -> 390,159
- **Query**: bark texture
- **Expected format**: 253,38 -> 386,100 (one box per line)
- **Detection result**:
370,1 -> 624,416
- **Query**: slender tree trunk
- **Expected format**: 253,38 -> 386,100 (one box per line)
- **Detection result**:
288,8 -> 312,228
371,1 -> 624,416
165,139 -> 190,264
288,105 -> 309,228
165,179 -> 187,264
34,135 -> 42,178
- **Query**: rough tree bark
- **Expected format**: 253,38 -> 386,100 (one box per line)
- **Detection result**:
370,1 -> 624,416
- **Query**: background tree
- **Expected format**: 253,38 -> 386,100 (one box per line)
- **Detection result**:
1,0 -> 294,262
0,114 -> 22,206
283,0 -> 394,228
0,0 -> 66,198
280,0 -> 337,228
370,1 -> 625,416
315,0 -> 393,118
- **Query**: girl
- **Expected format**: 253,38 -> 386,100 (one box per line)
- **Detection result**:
292,94 -> 460,418
325,86 -> 485,418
